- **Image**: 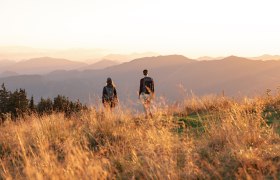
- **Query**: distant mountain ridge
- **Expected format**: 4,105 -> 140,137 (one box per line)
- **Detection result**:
196,56 -> 224,61
80,59 -> 119,70
1,55 -> 280,106
251,54 -> 280,61
0,59 -> 16,74
105,55 -> 195,72
0,71 -> 18,77
196,54 -> 280,61
102,52 -> 159,62
0,46 -> 159,63
4,57 -> 87,75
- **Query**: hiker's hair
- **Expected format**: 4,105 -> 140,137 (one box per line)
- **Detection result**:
143,69 -> 148,75
106,77 -> 116,88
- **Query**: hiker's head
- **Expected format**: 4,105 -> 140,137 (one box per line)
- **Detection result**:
143,69 -> 148,76
107,77 -> 112,85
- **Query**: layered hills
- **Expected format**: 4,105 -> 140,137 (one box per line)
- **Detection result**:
1,55 -> 280,105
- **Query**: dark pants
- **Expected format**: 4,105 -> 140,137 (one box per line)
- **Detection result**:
103,99 -> 117,109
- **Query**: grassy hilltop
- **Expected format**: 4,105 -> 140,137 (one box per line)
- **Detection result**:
0,94 -> 280,179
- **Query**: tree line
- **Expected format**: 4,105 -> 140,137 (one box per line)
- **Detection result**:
0,83 -> 87,121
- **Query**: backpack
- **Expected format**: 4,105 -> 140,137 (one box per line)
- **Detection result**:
142,77 -> 153,94
105,86 -> 114,100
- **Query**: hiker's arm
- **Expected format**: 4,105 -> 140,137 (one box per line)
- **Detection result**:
139,79 -> 143,97
102,87 -> 106,103
151,79 -> 155,93
114,88 -> 118,99
151,79 -> 155,99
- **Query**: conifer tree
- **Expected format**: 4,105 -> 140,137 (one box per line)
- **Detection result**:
0,83 -> 10,120
53,95 -> 69,112
37,97 -> 53,115
29,96 -> 35,112
8,88 -> 29,119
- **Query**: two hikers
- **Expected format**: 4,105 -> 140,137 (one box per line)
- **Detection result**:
102,69 -> 154,117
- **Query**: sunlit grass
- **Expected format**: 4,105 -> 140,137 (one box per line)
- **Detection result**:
0,94 -> 279,179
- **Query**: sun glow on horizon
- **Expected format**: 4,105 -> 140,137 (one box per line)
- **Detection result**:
0,0 -> 280,57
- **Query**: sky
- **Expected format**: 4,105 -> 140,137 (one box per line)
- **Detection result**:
0,0 -> 280,58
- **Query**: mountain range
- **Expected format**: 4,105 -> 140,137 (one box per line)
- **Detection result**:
1,55 -> 280,107
251,54 -> 280,61
79,60 -> 120,70
0,46 -> 159,63
0,57 -> 121,76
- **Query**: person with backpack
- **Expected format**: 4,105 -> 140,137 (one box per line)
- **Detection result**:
102,77 -> 118,109
139,69 -> 154,118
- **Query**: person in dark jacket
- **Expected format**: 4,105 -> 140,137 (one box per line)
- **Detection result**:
139,69 -> 154,118
102,77 -> 118,109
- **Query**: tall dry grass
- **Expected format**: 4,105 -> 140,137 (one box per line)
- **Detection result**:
0,95 -> 279,179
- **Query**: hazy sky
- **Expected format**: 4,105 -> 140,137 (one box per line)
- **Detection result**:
0,0 -> 280,57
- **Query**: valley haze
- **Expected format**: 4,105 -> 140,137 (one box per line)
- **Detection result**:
1,54 -> 280,106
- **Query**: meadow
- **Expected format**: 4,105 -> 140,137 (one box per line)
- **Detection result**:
0,93 -> 279,179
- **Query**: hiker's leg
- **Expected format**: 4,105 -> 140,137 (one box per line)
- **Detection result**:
146,102 -> 153,118
104,102 -> 111,112
140,93 -> 152,118
143,102 -> 149,118
145,95 -> 153,118
110,101 -> 113,108
140,94 -> 147,115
